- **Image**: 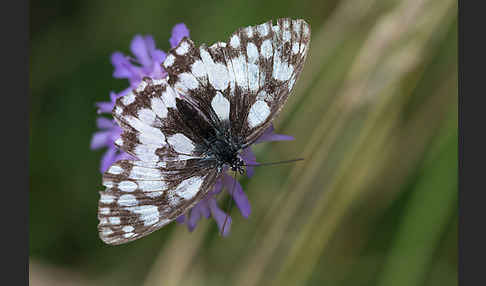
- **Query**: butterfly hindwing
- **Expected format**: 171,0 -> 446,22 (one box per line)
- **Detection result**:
99,159 -> 221,245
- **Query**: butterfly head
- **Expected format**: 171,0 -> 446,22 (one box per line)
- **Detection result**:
230,156 -> 246,175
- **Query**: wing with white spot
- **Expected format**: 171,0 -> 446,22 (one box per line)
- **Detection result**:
113,77 -> 219,162
98,160 -> 221,245
162,18 -> 310,147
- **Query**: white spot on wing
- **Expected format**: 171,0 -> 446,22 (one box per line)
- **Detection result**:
167,133 -> 195,154
261,39 -> 273,59
231,54 -> 248,90
124,232 -> 135,238
230,34 -> 240,49
283,30 -> 291,42
247,42 -> 259,62
272,25 -> 280,34
272,49 -> 294,82
100,194 -> 115,204
178,72 -> 199,90
199,48 -> 229,90
136,81 -> 148,92
119,180 -> 137,192
131,205 -> 159,226
191,60 -> 206,78
109,217 -> 121,225
138,180 -> 167,192
151,97 -> 168,119
176,41 -> 189,55
248,100 -> 271,128
121,92 -> 135,105
303,23 -> 310,37
175,176 -> 204,199
129,166 -> 161,180
247,42 -> 260,92
138,108 -> 156,126
134,145 -> 159,162
257,23 -> 269,36
102,229 -> 113,236
122,226 -> 134,233
162,88 -> 177,109
211,92 -> 230,121
146,191 -> 163,198
245,26 -> 254,37
164,54 -> 175,67
118,194 -> 138,207
283,19 -> 290,29
107,165 -> 123,175
292,42 -> 300,54
293,20 -> 301,34
125,116 -> 165,145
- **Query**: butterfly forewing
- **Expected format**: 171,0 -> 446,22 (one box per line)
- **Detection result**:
113,78 -> 218,162
162,18 -> 310,147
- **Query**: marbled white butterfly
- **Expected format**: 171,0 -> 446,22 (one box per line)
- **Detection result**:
98,18 -> 310,245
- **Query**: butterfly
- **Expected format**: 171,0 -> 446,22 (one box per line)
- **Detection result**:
98,18 -> 311,245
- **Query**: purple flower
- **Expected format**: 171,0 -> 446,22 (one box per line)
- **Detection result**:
111,35 -> 167,87
91,23 -> 295,236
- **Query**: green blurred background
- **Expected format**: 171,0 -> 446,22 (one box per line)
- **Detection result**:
30,0 -> 457,285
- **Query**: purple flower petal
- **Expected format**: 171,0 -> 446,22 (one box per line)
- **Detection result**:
170,23 -> 190,48
151,49 -> 166,64
96,117 -> 114,129
130,35 -> 153,68
90,131 -> 111,149
187,206 -> 202,231
96,101 -> 114,114
255,124 -> 294,144
208,198 -> 231,236
111,52 -> 141,79
199,199 -> 211,218
210,178 -> 224,195
222,174 -> 251,218
100,147 -> 117,173
240,147 -> 257,177
149,52 -> 167,79
176,215 -> 186,224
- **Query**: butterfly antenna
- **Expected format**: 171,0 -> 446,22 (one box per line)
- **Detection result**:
221,170 -> 237,236
245,158 -> 304,167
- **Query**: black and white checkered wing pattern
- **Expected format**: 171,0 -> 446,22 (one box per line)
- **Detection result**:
99,160 -> 221,245
162,18 -> 310,146
113,77 -> 219,162
99,78 -> 223,245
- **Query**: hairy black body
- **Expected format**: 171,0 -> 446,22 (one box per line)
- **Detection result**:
176,98 -> 245,174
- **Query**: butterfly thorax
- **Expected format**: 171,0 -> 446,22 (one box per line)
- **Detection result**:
206,136 -> 245,174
